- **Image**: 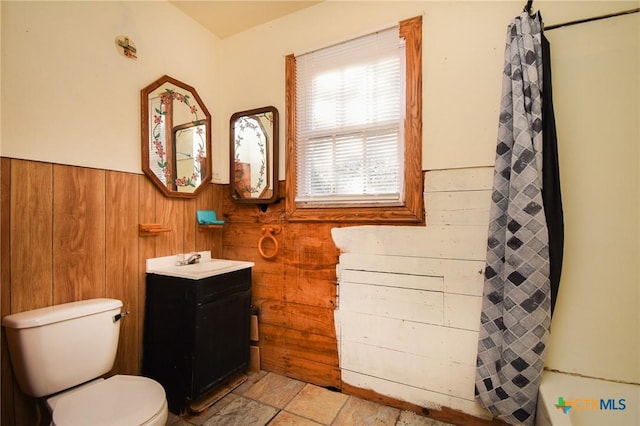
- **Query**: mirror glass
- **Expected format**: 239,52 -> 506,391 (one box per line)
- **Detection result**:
141,75 -> 211,197
230,106 -> 279,204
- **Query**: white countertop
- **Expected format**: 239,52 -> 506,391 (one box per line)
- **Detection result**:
146,251 -> 254,280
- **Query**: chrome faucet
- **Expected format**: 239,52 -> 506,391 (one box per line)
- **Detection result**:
175,253 -> 202,266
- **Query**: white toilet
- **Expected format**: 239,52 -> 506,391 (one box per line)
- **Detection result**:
2,298 -> 168,426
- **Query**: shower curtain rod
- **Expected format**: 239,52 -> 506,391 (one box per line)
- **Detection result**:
544,7 -> 640,31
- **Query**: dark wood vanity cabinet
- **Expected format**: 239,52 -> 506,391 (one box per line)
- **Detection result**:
142,267 -> 252,414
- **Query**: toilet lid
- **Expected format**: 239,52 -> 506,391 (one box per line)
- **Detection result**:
52,375 -> 166,426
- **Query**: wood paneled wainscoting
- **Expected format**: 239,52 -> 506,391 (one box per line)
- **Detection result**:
0,159 -> 341,424
0,157 -> 224,425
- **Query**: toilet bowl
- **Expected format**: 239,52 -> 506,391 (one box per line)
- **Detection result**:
47,375 -> 168,426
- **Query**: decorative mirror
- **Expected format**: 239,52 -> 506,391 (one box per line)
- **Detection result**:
141,75 -> 211,198
230,106 -> 279,204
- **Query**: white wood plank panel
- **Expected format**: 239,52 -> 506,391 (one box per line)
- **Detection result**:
425,190 -> 491,226
339,253 -> 448,276
332,167 -> 498,418
442,327 -> 480,368
338,253 -> 485,296
442,261 -> 485,296
424,167 -> 493,193
340,282 -> 444,325
332,225 -> 487,260
340,311 -> 443,358
443,293 -> 482,331
340,269 -> 443,291
339,311 -> 478,366
341,370 -> 491,418
340,340 -> 477,399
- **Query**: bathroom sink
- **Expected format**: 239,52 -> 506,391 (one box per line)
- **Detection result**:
146,252 -> 254,280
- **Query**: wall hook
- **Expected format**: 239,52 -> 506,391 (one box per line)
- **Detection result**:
115,35 -> 137,59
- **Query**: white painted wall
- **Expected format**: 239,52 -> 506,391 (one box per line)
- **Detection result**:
0,1 -> 221,175
543,11 -> 640,383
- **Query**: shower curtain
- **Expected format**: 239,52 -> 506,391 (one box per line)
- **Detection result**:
475,11 -> 559,426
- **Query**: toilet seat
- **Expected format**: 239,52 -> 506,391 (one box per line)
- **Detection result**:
51,375 -> 167,426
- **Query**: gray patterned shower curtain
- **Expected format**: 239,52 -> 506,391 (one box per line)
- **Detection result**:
475,11 -> 554,426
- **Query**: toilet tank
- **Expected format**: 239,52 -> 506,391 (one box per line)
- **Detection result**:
2,298 -> 123,398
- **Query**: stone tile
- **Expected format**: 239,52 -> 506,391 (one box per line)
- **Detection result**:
332,396 -> 400,426
233,370 -> 269,395
166,411 -> 193,425
201,395 -> 278,426
269,411 -> 324,426
397,410 -> 456,426
172,372 -> 456,426
284,384 -> 349,424
181,393 -> 241,425
243,372 -> 305,408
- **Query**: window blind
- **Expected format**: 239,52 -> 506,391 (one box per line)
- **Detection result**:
295,26 -> 405,205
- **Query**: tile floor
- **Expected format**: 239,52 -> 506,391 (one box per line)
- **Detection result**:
166,371 -> 454,426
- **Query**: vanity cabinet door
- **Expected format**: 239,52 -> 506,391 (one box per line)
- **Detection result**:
192,289 -> 251,398
142,275 -> 196,412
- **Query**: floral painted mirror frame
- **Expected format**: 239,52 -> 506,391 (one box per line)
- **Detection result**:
230,106 -> 279,204
141,75 -> 212,198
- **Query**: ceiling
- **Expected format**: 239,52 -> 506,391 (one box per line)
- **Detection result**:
169,1 -> 322,39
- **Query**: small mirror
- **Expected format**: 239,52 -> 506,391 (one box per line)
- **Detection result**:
230,106 -> 279,204
141,75 -> 211,197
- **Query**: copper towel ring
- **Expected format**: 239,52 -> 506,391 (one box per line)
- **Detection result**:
258,225 -> 281,259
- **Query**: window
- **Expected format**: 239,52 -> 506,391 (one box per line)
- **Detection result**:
296,27 -> 404,205
285,16 -> 423,223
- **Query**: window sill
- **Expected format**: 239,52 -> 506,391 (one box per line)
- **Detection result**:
286,204 -> 425,224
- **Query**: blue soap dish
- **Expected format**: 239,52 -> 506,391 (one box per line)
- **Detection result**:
196,210 -> 225,225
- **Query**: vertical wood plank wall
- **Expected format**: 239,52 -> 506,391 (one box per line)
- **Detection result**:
0,158 -> 223,425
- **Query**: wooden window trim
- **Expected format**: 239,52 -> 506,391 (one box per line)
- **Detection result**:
285,16 -> 424,224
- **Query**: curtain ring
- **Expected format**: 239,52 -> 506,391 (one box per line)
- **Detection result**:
258,225 -> 281,259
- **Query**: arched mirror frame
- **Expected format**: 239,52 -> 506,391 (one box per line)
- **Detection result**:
229,106 -> 279,205
141,75 -> 212,198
